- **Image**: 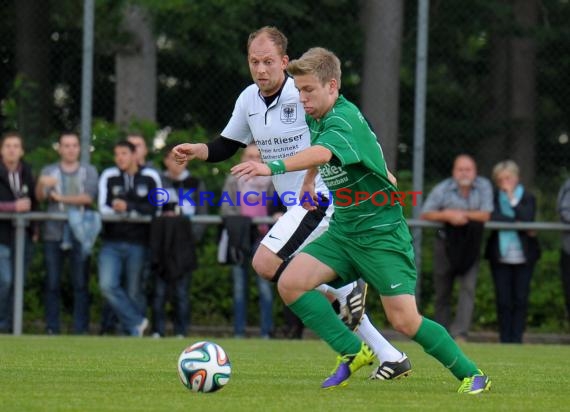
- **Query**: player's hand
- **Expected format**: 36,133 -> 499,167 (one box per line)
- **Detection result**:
300,182 -> 317,211
231,161 -> 271,180
172,143 -> 200,165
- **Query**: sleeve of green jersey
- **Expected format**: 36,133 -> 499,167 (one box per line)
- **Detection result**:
314,117 -> 361,166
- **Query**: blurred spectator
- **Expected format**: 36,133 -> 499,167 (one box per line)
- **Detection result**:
219,144 -> 276,338
0,131 -> 38,333
35,131 -> 98,334
150,144 -> 207,338
127,133 -> 156,170
558,177 -> 570,322
97,140 -> 161,336
101,133 -> 158,333
127,133 -> 159,314
421,154 -> 492,341
484,160 -> 540,343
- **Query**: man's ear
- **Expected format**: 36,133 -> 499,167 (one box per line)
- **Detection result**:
329,78 -> 338,93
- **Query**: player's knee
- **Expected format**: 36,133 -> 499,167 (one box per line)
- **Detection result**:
251,253 -> 275,280
277,274 -> 297,304
388,314 -> 421,337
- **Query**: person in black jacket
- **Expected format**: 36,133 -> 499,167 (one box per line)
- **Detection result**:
0,131 -> 37,333
485,160 -> 540,343
149,144 -> 207,338
97,140 -> 161,336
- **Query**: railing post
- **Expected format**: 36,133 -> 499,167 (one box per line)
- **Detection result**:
12,214 -> 27,336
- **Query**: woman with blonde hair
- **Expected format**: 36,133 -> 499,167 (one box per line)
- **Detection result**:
485,160 -> 540,343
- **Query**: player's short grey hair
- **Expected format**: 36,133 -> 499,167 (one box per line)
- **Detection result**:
287,47 -> 342,88
492,159 -> 520,182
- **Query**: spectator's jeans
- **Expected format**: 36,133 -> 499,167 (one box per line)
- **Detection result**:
0,239 -> 33,333
0,244 -> 12,332
44,237 -> 89,334
232,263 -> 273,337
490,261 -> 534,343
98,241 -> 146,335
433,236 -> 479,338
152,273 -> 191,337
561,250 -> 570,321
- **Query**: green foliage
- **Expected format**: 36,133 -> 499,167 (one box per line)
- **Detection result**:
6,1 -> 570,335
1,75 -> 40,132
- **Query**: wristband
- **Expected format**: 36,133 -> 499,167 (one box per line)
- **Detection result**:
267,159 -> 286,175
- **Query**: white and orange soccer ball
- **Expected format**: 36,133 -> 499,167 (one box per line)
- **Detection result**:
177,341 -> 231,393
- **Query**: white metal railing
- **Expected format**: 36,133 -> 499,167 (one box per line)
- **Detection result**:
2,212 -> 569,335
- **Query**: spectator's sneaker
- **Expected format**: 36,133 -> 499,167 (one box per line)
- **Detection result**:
321,343 -> 376,389
369,353 -> 412,380
339,279 -> 367,331
136,318 -> 148,337
457,370 -> 491,394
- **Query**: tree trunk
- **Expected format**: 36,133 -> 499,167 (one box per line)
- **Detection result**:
509,0 -> 537,187
114,4 -> 156,127
15,0 -> 50,146
360,0 -> 404,171
479,34 -> 509,177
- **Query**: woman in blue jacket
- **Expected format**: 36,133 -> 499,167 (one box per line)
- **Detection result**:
485,160 -> 540,343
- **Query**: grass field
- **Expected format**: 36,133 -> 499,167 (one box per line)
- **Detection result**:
1,336 -> 569,412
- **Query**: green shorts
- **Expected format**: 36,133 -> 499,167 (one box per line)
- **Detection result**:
302,221 -> 417,296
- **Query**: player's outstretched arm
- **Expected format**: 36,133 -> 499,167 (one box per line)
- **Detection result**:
231,145 -> 332,181
231,161 -> 271,180
172,143 -> 208,165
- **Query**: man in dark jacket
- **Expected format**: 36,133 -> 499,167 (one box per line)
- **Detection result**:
0,132 -> 37,333
97,140 -> 161,336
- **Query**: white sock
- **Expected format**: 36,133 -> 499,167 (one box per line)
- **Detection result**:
356,314 -> 402,362
314,284 -> 331,295
325,282 -> 357,306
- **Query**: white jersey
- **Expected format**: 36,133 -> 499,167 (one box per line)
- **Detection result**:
221,76 -> 327,202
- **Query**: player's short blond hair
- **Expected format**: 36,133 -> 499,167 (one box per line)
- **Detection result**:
287,47 -> 342,88
247,26 -> 288,57
492,160 -> 520,183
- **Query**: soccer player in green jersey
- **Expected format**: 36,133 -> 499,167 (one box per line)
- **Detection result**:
231,47 -> 491,394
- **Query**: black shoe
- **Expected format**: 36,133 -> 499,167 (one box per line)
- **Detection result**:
369,353 -> 412,380
339,279 -> 367,331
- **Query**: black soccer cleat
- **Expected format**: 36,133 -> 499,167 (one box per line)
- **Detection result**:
369,353 -> 413,380
339,279 -> 367,331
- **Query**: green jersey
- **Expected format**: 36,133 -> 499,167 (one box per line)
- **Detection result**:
307,95 -> 403,234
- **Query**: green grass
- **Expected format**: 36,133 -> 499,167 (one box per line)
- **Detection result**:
1,336 -> 569,412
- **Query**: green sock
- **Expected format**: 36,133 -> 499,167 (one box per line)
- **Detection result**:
288,290 -> 361,355
412,317 -> 479,380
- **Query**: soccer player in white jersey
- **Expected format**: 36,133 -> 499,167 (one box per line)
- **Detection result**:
173,26 -> 410,379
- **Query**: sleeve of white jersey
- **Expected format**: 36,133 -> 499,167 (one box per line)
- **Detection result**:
220,91 -> 253,145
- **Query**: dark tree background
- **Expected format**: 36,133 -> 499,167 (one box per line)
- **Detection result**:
1,0 -> 569,334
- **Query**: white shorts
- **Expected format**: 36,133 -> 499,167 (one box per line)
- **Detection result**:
260,203 -> 334,260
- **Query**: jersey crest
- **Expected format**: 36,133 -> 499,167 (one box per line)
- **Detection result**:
280,103 -> 297,124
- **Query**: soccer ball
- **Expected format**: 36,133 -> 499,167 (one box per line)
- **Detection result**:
177,341 -> 231,393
